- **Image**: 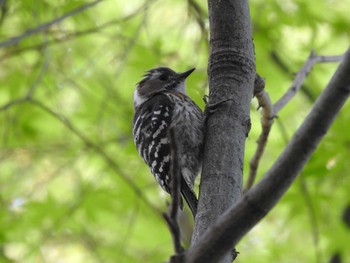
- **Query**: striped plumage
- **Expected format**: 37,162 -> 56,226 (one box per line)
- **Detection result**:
132,67 -> 204,217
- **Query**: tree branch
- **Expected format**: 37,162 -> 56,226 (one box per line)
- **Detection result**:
0,43 -> 49,111
245,51 -> 344,190
0,0 -> 157,61
299,176 -> 321,263
245,75 -> 273,191
274,50 -> 344,113
185,45 -> 350,263
0,0 -> 102,48
25,99 -> 162,217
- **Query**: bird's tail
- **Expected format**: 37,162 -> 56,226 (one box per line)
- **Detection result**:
181,177 -> 198,218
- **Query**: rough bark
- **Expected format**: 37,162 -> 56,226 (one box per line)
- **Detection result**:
185,46 -> 350,263
191,0 -> 255,262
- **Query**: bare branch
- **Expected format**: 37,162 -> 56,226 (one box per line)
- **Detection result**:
0,0 -> 102,48
0,97 -> 30,111
186,45 -> 350,263
0,0 -> 157,61
0,0 -> 8,26
245,75 -> 274,191
25,99 -> 162,217
299,176 -> 321,263
246,51 -> 344,190
187,0 -> 209,52
274,50 -> 344,113
0,43 -> 49,111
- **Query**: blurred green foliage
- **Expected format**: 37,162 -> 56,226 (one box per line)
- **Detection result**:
0,0 -> 349,262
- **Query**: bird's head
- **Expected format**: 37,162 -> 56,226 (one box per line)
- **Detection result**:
133,67 -> 195,108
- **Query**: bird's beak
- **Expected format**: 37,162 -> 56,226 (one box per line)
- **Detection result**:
178,68 -> 195,80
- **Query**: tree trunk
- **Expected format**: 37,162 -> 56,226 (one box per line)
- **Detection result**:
191,0 -> 255,262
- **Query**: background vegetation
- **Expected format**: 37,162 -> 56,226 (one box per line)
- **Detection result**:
0,0 -> 349,262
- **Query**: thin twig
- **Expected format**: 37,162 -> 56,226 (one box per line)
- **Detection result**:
245,52 -> 344,191
0,97 -> 30,111
0,0 -> 102,48
25,99 -> 162,217
28,39 -> 50,97
299,176 -> 321,263
164,129 -> 183,260
187,0 -> 209,52
274,50 -> 344,114
0,41 -> 49,111
0,0 -> 8,26
0,0 -> 157,61
96,5 -> 148,124
245,74 -> 273,191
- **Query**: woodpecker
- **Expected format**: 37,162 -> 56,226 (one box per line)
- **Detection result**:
132,67 -> 204,217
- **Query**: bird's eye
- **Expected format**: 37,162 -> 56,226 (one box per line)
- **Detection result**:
159,74 -> 168,81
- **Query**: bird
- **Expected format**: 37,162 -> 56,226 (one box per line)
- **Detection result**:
132,67 -> 204,217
